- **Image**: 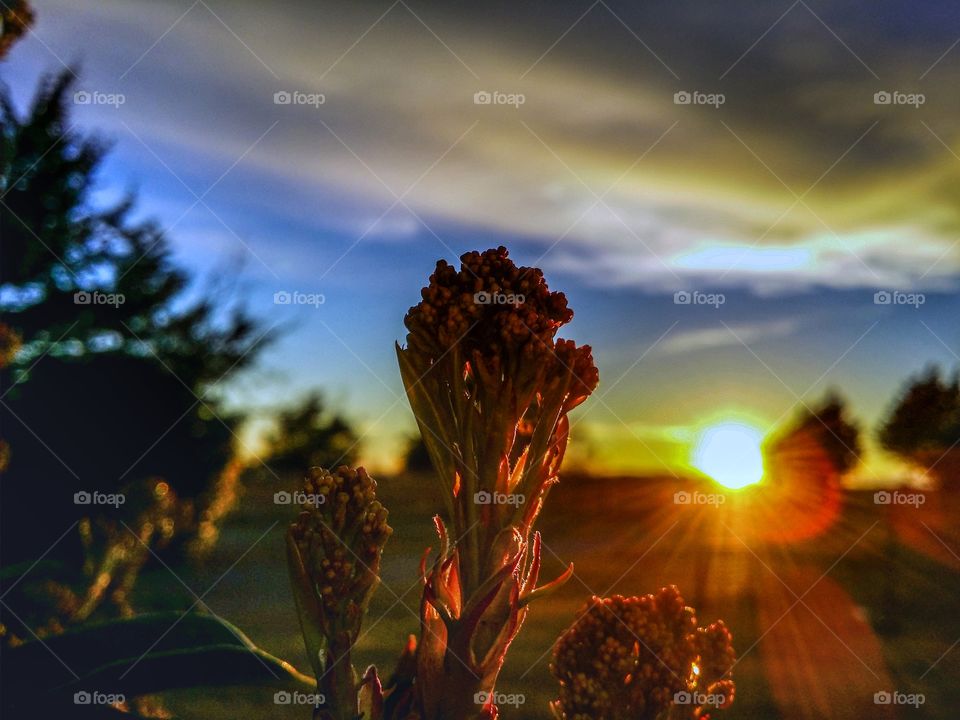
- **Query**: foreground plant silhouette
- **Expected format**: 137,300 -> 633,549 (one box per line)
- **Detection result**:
397,247 -> 599,719
287,466 -> 392,719
287,247 -> 598,718
286,248 -> 737,719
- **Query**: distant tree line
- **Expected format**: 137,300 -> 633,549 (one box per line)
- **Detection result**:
404,376 -> 960,487
740,375 -> 960,488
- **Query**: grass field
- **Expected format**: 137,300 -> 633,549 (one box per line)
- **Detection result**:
142,473 -> 960,719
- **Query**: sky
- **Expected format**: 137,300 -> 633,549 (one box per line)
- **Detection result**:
4,0 -> 960,480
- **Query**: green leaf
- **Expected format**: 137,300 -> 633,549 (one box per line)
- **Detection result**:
0,558 -> 63,582
286,528 -> 327,682
4,612 -> 315,704
70,643 -> 316,696
396,343 -> 457,518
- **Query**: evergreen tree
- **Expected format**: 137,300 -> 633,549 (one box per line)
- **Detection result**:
771,391 -> 862,477
879,367 -> 960,486
0,72 -> 271,565
793,392 -> 862,476
259,392 -> 358,476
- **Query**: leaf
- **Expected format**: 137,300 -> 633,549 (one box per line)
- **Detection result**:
0,558 -> 63,583
520,562 -> 574,608
68,643 -> 316,696
3,611 -> 315,706
286,528 -> 327,682
357,664 -> 384,720
395,344 -> 458,515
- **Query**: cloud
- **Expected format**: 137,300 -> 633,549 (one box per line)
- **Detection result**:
654,318 -> 803,356
19,0 -> 960,295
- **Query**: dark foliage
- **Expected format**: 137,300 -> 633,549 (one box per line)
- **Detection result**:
0,72 -> 270,566
259,391 -> 358,476
789,391 -> 862,476
879,366 -> 960,486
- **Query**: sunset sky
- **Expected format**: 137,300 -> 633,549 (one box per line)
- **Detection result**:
7,0 -> 960,479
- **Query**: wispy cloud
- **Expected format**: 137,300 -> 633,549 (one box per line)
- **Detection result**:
654,318 -> 803,356
24,0 -> 959,296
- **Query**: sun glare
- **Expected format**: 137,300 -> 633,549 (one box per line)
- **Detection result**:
693,422 -> 764,489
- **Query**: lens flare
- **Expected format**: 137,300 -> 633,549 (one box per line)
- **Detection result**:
693,422 -> 764,489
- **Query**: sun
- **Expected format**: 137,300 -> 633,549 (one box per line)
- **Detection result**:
692,421 -> 765,489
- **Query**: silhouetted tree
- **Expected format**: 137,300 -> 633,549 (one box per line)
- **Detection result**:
260,392 -> 358,476
0,72 -> 271,566
789,391 -> 862,476
758,393 -> 860,542
402,434 -> 433,473
879,367 -> 960,487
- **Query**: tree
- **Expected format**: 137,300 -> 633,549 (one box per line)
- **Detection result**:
879,367 -> 960,487
789,391 -> 862,476
759,393 -> 860,542
402,434 -> 432,473
0,72 -> 271,566
259,392 -> 358,476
